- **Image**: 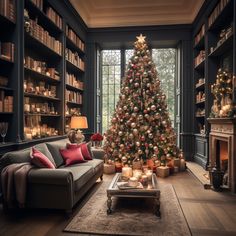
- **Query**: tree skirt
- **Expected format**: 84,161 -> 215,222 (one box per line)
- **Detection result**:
64,176 -> 191,236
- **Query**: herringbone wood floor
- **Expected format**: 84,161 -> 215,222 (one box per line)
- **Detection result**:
0,170 -> 236,236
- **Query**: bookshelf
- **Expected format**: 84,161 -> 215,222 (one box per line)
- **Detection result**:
65,24 -> 85,130
193,0 -> 234,168
24,0 -> 63,141
194,23 -> 206,136
0,0 -> 15,145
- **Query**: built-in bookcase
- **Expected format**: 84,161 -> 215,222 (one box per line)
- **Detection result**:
65,24 -> 85,131
193,0 -> 235,168
0,0 -> 87,151
0,0 -> 16,145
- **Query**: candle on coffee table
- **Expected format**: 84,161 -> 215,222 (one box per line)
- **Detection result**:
122,166 -> 132,178
128,177 -> 138,187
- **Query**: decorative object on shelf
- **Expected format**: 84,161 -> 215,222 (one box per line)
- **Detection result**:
210,68 -> 234,118
103,34 -> 178,169
90,132 -> 103,148
68,116 -> 88,143
0,122 -> 8,144
24,9 -> 30,32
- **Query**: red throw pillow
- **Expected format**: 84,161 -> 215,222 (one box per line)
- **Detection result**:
60,147 -> 87,166
79,143 -> 93,160
30,147 -> 56,169
67,142 -> 93,160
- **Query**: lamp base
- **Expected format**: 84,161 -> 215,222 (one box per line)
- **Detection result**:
68,129 -> 85,143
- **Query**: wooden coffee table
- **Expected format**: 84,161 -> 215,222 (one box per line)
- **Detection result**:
107,173 -> 161,217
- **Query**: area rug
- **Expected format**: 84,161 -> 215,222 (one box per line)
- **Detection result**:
64,176 -> 191,236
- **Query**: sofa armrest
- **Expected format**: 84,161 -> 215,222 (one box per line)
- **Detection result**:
91,148 -> 105,160
28,168 -> 73,185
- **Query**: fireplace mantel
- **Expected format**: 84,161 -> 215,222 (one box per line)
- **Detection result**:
208,118 -> 236,192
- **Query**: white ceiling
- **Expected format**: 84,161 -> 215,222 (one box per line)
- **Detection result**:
69,0 -> 205,28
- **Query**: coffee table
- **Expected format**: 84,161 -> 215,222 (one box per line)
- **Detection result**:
107,173 -> 161,217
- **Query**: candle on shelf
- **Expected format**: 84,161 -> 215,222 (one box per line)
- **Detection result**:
128,177 -> 138,187
122,166 -> 133,178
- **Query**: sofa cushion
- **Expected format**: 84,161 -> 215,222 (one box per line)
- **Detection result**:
76,159 -> 104,174
60,148 -> 87,166
67,142 -> 93,160
62,165 -> 94,192
30,147 -> 56,169
34,143 -> 56,167
46,139 -> 68,167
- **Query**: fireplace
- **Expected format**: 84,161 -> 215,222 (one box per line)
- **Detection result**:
208,118 -> 236,192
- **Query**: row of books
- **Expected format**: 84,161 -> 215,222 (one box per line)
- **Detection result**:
194,50 -> 205,67
66,48 -> 85,71
66,25 -> 85,52
30,0 -> 62,30
30,0 -> 43,11
0,0 -> 15,22
0,41 -> 14,62
46,7 -> 62,29
28,18 -> 62,55
24,56 -> 60,80
66,90 -> 82,104
208,0 -> 230,27
194,24 -> 205,46
0,91 -> 13,112
66,72 -> 84,90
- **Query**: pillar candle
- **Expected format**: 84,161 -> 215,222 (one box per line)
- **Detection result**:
122,166 -> 132,178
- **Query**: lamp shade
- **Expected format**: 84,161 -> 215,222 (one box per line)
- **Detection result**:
70,116 -> 88,129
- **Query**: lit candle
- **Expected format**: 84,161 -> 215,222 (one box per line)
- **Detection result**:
128,177 -> 138,187
146,170 -> 153,181
133,169 -> 142,180
122,166 -> 133,178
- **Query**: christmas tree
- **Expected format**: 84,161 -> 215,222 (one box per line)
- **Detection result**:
103,34 -> 179,167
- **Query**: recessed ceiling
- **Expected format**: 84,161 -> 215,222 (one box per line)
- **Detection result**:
69,0 -> 205,28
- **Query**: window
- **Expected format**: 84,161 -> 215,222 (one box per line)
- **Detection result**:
101,50 -> 121,133
101,48 -> 176,133
152,49 -> 176,126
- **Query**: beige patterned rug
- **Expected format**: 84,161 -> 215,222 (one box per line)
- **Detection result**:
64,176 -> 191,236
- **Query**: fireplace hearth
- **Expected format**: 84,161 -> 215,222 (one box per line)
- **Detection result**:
208,118 -> 236,192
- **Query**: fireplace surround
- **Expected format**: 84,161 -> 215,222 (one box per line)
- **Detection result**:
208,118 -> 236,192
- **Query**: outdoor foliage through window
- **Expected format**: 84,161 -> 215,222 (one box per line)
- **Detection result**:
101,48 -> 176,133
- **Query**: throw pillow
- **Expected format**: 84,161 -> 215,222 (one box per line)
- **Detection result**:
30,147 -> 56,169
60,147 -> 87,166
67,142 -> 93,160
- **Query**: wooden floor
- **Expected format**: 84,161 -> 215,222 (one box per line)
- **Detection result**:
0,170 -> 236,236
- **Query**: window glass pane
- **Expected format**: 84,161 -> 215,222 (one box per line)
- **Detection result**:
152,48 -> 176,126
101,50 -> 121,133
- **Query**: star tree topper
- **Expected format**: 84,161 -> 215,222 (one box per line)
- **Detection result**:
136,34 -> 146,43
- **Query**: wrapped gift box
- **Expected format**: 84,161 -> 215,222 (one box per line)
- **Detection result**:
156,166 -> 170,178
104,163 -> 116,174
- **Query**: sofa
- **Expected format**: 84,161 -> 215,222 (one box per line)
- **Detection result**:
0,138 -> 105,213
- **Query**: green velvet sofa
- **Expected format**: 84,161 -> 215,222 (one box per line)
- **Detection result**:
0,138 -> 104,213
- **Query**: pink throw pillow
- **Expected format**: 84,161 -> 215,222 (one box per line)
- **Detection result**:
60,147 -> 87,166
67,142 -> 93,160
30,147 -> 55,169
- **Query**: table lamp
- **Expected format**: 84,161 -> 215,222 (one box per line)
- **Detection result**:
68,116 -> 88,143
